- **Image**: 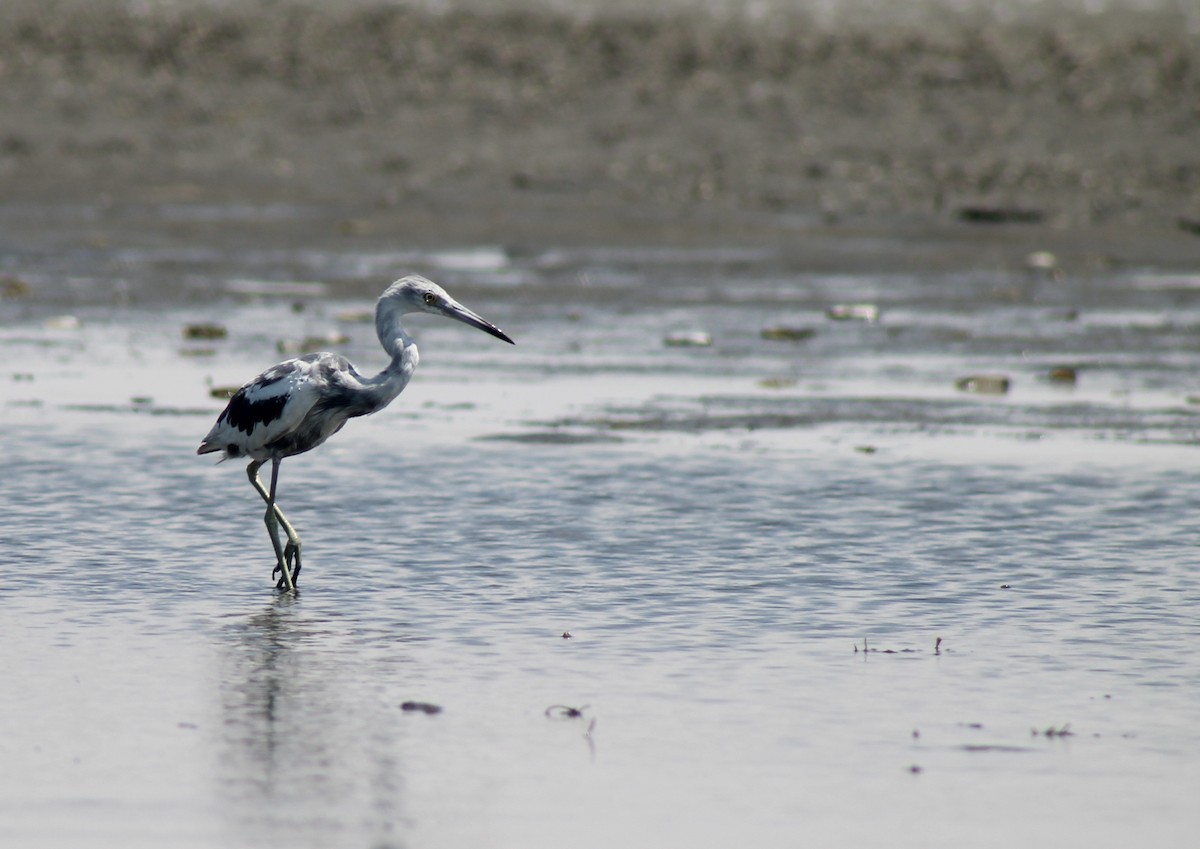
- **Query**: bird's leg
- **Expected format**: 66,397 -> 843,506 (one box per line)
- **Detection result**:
247,459 -> 295,591
246,462 -> 303,578
265,458 -> 296,591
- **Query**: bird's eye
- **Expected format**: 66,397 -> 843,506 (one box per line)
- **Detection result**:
423,292 -> 437,305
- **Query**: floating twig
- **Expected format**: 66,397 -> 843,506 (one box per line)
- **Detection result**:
401,701 -> 443,715
545,704 -> 589,720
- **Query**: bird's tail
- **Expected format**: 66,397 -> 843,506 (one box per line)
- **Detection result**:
197,440 -> 232,462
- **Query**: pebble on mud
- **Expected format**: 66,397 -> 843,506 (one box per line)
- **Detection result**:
955,374 -> 1010,395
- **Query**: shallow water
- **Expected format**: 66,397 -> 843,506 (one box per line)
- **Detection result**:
2,220 -> 1200,847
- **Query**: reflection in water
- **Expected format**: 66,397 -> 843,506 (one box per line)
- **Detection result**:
218,593 -> 410,847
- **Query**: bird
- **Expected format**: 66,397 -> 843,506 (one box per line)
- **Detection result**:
198,274 -> 514,590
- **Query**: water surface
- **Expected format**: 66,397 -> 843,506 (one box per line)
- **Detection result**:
2,226 -> 1199,848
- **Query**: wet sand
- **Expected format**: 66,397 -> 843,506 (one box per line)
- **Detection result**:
2,0 -> 1200,269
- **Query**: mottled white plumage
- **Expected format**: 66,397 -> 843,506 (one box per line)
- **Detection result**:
199,274 -> 514,590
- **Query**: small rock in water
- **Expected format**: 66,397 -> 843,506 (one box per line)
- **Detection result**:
955,374 -> 1010,395
0,276 -> 31,298
761,326 -> 817,342
1025,251 -> 1059,272
45,315 -> 81,330
183,322 -> 227,340
1176,216 -> 1200,237
664,330 -> 712,347
277,333 -> 347,354
826,303 -> 879,322
335,309 -> 375,323
1046,366 -> 1077,384
302,331 -> 351,349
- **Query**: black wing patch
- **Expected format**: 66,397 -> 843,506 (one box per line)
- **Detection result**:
219,368 -> 296,436
220,389 -> 289,437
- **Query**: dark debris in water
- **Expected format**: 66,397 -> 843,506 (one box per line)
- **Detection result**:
400,701 -> 443,715
854,637 -> 943,655
957,205 -> 1045,225
545,704 -> 589,720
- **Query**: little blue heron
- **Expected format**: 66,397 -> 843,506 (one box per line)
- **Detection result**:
198,274 -> 514,590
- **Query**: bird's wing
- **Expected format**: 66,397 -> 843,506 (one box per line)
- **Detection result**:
199,355 -> 331,456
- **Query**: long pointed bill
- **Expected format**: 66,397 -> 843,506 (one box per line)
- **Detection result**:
443,301 -> 515,344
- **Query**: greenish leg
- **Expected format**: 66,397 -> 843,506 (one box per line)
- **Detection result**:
247,461 -> 303,579
246,459 -> 298,591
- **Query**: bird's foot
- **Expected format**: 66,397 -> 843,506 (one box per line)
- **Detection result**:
271,543 -> 302,590
272,561 -> 298,591
285,543 -> 302,584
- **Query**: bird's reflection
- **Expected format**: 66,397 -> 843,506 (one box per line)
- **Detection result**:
217,590 -> 411,845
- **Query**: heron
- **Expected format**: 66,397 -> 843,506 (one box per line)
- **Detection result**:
198,274 -> 514,590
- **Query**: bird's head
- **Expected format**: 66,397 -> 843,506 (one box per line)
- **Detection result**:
380,275 -> 514,344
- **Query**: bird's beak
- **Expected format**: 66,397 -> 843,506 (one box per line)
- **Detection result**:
443,300 -> 515,345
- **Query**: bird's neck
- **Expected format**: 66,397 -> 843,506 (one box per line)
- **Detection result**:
368,301 -> 420,402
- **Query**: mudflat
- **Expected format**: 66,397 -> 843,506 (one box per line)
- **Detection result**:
1,0 -> 1198,266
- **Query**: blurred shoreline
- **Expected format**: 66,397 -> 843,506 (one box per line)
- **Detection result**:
1,0 -> 1199,267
